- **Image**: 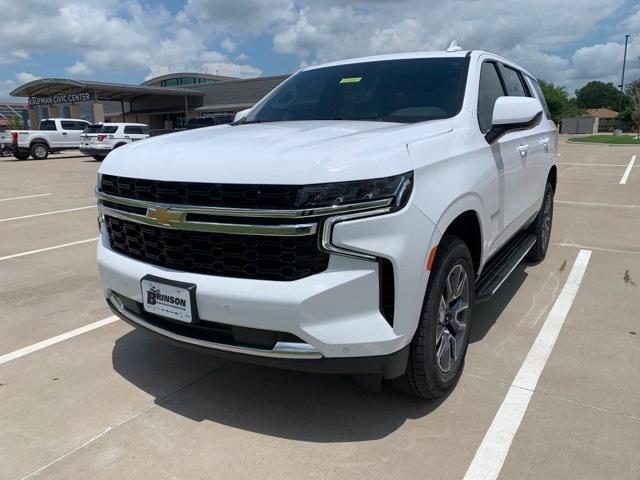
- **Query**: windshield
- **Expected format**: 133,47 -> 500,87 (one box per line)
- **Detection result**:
244,57 -> 469,124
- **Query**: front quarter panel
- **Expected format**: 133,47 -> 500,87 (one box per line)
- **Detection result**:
407,122 -> 499,271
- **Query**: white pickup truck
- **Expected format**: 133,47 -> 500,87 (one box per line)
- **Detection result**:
0,118 -> 90,160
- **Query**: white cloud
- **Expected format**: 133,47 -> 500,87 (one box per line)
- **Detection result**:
15,72 -> 40,84
186,0 -> 295,33
202,62 -> 262,78
221,37 -> 237,53
0,0 -> 263,82
272,0 -> 633,90
0,0 -> 639,94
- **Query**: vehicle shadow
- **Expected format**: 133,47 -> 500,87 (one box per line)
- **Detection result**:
470,262 -> 528,343
112,330 -> 442,442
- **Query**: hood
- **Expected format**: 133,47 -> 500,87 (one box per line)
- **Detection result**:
100,119 -> 452,184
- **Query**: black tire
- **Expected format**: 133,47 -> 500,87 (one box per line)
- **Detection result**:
526,182 -> 554,262
13,150 -> 30,160
92,155 -> 106,161
114,143 -> 126,149
30,143 -> 49,160
389,235 -> 475,399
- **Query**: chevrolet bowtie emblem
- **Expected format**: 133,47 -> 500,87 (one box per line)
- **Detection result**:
147,207 -> 182,226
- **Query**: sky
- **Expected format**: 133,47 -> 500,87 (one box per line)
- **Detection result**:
1,0 -> 639,102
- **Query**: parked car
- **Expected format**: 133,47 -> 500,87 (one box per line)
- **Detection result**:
96,49 -> 557,398
80,123 -> 149,160
0,118 -> 90,160
186,116 -> 234,129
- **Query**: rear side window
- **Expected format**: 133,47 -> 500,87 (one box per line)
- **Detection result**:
525,77 -> 551,120
40,120 -> 56,131
477,62 -> 506,133
99,126 -> 118,134
124,125 -> 148,135
61,121 -> 87,130
499,65 -> 528,97
84,124 -> 102,134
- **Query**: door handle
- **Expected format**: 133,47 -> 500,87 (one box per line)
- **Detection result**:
517,144 -> 530,159
540,137 -> 550,152
62,132 -> 68,135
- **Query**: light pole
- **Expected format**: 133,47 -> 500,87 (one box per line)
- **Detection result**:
618,34 -> 630,115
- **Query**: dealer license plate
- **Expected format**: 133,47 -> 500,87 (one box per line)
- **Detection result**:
141,276 -> 195,323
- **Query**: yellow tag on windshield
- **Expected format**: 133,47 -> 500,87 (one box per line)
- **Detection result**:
339,77 -> 362,84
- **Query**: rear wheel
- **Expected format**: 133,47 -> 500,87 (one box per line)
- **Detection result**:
389,235 -> 474,398
92,155 -> 105,161
30,143 -> 49,160
526,182 -> 554,262
13,150 -> 30,160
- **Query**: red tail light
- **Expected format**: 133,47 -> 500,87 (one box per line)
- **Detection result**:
98,134 -> 107,142
11,132 -> 18,144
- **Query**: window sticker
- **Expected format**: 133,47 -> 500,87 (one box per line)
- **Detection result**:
339,77 -> 362,84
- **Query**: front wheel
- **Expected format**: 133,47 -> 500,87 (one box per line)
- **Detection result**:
389,235 -> 474,398
527,182 -> 554,262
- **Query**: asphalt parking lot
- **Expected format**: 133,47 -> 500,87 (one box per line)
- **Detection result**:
0,138 -> 638,480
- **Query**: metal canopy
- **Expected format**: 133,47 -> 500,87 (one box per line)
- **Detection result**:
10,78 -> 204,102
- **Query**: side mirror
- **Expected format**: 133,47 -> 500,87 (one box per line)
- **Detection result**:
486,96 -> 543,143
233,108 -> 251,123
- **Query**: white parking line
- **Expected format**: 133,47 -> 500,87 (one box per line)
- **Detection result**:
619,155 -> 636,184
0,205 -> 95,222
0,193 -> 51,202
558,162 -> 629,167
0,316 -> 118,366
556,200 -> 640,209
463,249 -> 591,480
0,237 -> 98,261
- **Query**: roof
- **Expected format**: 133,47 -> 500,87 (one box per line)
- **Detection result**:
194,75 -> 289,112
585,108 -> 618,119
305,50 -> 472,70
142,72 -> 237,86
10,78 -> 204,102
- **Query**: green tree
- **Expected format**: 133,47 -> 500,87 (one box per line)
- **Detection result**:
574,81 -> 623,109
625,79 -> 640,137
539,81 -> 583,124
8,116 -> 23,129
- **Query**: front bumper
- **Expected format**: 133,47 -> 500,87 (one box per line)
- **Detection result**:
106,293 -> 410,377
97,202 -> 436,372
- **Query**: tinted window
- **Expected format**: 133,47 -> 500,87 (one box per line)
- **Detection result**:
525,77 -> 551,120
477,62 -> 506,133
40,120 -> 56,131
500,65 -> 528,97
99,126 -> 118,134
61,120 -> 86,130
245,58 -> 469,124
124,126 -> 140,134
83,124 -> 102,134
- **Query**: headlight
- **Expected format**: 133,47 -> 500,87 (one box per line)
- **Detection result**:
295,171 -> 413,211
96,173 -> 103,190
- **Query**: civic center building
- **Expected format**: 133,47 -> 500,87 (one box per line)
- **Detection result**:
9,72 -> 289,130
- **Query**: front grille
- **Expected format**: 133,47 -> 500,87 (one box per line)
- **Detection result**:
101,174 -> 300,209
105,216 -> 329,281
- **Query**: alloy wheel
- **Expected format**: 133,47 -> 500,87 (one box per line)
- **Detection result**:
541,192 -> 552,252
436,263 -> 470,373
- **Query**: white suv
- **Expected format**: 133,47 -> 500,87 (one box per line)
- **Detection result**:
81,122 -> 149,160
96,49 -> 556,398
